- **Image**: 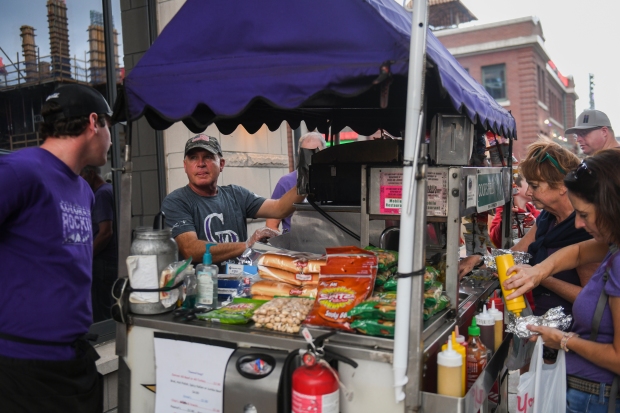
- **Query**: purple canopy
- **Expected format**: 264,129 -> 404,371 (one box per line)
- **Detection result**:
116,0 -> 516,138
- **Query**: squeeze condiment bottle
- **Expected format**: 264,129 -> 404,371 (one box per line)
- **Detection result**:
476,305 -> 495,357
442,332 -> 466,396
487,300 -> 503,352
437,340 -> 463,397
466,318 -> 487,391
495,253 -> 526,316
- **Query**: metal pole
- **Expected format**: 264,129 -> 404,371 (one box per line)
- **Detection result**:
102,0 -> 122,236
393,0 -> 428,411
148,0 -> 167,204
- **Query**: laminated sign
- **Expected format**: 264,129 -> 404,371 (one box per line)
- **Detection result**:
379,171 -> 403,214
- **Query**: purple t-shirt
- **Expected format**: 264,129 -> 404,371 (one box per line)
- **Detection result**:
92,182 -> 117,263
271,171 -> 297,232
567,249 -> 620,384
0,148 -> 94,360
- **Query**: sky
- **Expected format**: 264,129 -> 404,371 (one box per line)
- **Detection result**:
0,0 -> 122,67
460,0 -> 620,135
1,0 -> 618,133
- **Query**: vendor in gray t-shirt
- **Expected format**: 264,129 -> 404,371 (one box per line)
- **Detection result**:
162,134 -> 304,264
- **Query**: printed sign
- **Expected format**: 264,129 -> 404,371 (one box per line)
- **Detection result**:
477,171 -> 504,211
427,170 -> 448,216
466,175 -> 477,208
379,171 -> 403,215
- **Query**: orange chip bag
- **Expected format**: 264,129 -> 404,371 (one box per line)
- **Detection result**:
303,246 -> 377,332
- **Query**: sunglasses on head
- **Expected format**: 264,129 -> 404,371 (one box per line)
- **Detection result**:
572,160 -> 594,180
111,277 -> 130,324
532,148 -> 566,174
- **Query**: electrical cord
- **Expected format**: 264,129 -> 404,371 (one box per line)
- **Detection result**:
307,198 -> 361,242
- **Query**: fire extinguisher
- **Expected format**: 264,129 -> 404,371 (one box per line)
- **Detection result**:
280,329 -> 358,413
292,351 -> 339,413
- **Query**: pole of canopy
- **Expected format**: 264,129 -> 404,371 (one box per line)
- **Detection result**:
393,0 -> 429,409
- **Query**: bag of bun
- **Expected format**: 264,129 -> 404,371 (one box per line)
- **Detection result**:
303,246 -> 377,332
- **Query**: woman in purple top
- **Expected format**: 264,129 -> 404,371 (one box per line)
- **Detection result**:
505,148 -> 620,412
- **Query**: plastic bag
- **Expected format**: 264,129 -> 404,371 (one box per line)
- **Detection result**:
196,298 -> 267,324
364,246 -> 398,271
347,292 -> 396,321
516,336 -> 566,413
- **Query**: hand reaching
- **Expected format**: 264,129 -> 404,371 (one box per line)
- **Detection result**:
246,227 -> 281,248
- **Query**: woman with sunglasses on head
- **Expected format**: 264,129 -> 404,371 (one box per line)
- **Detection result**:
504,148 -> 620,412
516,141 -> 599,317
460,141 -> 598,318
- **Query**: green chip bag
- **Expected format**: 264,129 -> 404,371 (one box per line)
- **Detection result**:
196,298 -> 267,324
364,246 -> 398,272
347,292 -> 397,321
351,319 -> 395,337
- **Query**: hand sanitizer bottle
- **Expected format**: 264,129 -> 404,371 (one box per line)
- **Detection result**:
196,244 -> 218,309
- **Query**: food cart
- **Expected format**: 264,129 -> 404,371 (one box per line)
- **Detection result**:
112,0 -> 517,412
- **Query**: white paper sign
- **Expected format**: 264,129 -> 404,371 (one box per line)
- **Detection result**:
154,336 -> 235,413
466,175 -> 477,208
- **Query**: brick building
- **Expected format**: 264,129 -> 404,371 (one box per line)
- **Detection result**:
435,17 -> 578,159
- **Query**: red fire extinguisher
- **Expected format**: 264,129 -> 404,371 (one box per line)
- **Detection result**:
292,351 -> 339,413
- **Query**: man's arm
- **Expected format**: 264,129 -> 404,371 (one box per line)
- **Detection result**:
93,220 -> 113,256
265,218 -> 282,231
175,231 -> 246,264
255,187 -> 305,219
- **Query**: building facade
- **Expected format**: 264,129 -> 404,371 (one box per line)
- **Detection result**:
435,17 -> 578,159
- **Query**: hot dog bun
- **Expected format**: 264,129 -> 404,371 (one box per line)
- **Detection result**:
251,280 -> 317,299
257,252 -> 325,274
258,266 -> 319,286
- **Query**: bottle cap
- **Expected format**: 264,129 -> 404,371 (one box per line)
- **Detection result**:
468,317 -> 480,336
203,243 -> 215,265
476,305 -> 495,326
437,339 -> 462,367
454,326 -> 465,344
487,300 -> 503,322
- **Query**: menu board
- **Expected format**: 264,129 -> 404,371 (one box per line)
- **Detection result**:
154,334 -> 235,413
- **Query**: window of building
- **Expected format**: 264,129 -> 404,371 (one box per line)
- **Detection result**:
538,66 -> 546,103
482,64 -> 506,100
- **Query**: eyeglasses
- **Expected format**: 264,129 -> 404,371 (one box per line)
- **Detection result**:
574,127 -> 603,138
572,160 -> 594,180
111,277 -> 130,324
532,148 -> 566,174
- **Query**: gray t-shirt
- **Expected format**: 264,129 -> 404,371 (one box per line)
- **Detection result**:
162,185 -> 266,243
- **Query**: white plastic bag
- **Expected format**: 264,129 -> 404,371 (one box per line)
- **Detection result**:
516,336 -> 566,413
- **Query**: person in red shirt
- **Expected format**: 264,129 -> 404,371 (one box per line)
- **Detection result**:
489,174 -> 540,248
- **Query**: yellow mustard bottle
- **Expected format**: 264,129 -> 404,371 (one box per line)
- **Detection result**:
495,254 -> 526,316
442,331 -> 466,396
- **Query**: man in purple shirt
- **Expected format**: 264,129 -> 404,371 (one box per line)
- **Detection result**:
266,131 -> 326,232
0,84 -> 113,412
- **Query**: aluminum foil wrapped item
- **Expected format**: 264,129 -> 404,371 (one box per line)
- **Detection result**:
483,249 -> 532,271
506,306 -> 572,339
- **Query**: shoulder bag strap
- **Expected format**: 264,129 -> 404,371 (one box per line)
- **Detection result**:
589,245 -> 619,413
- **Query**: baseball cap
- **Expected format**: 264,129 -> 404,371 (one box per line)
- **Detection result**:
43,84 -> 112,123
565,109 -> 612,134
184,134 -> 223,157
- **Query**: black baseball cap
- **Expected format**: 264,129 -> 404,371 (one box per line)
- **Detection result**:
184,134 -> 223,157
43,84 -> 112,123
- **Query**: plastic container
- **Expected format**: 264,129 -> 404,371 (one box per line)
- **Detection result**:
466,318 -> 488,391
487,300 -> 504,352
437,340 -> 463,397
495,254 -> 526,316
196,244 -> 219,309
476,305 -> 495,357
442,332 -> 466,397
